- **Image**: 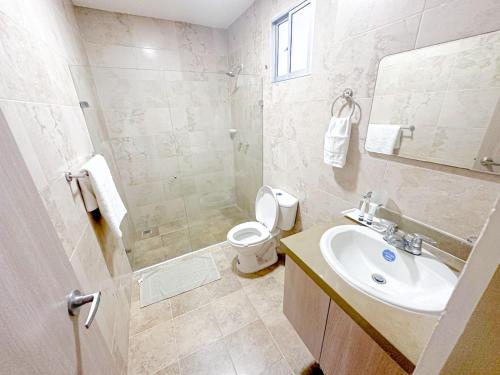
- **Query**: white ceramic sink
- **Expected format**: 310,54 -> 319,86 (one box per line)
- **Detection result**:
320,225 -> 458,314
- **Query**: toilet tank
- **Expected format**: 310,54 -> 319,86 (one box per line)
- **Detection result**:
272,189 -> 299,231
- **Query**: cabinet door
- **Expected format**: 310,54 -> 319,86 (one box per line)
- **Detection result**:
283,255 -> 331,360
320,301 -> 406,375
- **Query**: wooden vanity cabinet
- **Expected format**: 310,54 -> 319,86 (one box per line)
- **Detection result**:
283,254 -> 330,360
320,301 -> 406,375
283,255 -> 407,375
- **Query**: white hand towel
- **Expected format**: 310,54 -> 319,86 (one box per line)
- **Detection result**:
365,124 -> 402,154
78,176 -> 98,212
79,155 -> 127,238
324,116 -> 352,168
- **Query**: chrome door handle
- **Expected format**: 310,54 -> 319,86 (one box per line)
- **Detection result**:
68,289 -> 101,329
480,157 -> 500,167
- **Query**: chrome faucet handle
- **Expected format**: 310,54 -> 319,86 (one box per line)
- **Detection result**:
382,221 -> 398,241
412,233 -> 437,245
407,233 -> 437,254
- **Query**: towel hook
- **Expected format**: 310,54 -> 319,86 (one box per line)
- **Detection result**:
331,88 -> 357,118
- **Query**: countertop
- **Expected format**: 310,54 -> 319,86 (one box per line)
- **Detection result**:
281,217 -> 439,368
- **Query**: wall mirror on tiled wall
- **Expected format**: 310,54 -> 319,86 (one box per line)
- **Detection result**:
366,30 -> 500,175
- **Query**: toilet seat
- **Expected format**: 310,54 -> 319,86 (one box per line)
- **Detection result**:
227,186 -> 279,248
227,221 -> 270,247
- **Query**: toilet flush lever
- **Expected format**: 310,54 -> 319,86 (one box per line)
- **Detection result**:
68,289 -> 101,329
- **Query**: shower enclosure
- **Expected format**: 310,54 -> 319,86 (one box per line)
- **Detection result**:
71,64 -> 263,270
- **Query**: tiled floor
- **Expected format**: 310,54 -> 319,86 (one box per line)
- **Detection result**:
131,206 -> 251,270
128,242 -> 315,375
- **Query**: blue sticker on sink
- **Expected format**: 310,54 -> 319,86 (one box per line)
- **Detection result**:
382,249 -> 396,262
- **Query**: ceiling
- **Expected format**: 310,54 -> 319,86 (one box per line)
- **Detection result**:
72,0 -> 255,28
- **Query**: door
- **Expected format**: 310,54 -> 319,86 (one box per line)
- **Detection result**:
0,111 -> 117,374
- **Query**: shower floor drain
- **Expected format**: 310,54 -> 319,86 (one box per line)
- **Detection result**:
371,273 -> 386,284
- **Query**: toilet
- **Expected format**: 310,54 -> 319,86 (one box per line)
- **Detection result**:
227,186 -> 298,273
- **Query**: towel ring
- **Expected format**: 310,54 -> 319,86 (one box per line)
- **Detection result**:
330,88 -> 356,119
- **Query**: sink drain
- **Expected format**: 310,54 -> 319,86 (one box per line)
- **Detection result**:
372,273 -> 386,284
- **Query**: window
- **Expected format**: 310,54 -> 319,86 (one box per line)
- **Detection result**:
272,0 -> 313,82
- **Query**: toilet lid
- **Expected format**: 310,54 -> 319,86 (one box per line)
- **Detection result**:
255,186 -> 279,232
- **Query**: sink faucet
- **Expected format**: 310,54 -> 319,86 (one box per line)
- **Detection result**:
383,222 -> 437,256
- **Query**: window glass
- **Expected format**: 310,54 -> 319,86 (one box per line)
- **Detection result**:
277,20 -> 289,77
290,3 -> 312,73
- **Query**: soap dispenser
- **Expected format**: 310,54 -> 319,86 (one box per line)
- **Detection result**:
358,191 -> 372,221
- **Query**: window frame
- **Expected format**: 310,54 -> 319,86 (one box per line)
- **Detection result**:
271,0 -> 314,83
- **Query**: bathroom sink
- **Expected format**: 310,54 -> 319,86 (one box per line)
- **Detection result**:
319,225 -> 458,314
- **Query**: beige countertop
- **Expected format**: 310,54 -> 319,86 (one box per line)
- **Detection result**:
281,217 -> 439,367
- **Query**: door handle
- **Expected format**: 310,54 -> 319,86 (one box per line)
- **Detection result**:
67,289 -> 101,329
480,157 -> 500,167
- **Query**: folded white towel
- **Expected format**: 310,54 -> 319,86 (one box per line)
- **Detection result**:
78,155 -> 127,238
324,116 -> 352,168
78,176 -> 98,212
365,124 -> 402,154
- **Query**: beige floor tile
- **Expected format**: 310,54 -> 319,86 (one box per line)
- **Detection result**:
190,232 -> 218,251
131,280 -> 140,304
261,312 -> 315,374
128,320 -> 177,375
259,358 -> 293,375
244,277 -> 284,318
221,244 -> 237,264
209,247 -> 232,272
179,339 -> 236,375
173,304 -> 222,357
206,269 -> 242,300
135,236 -> 163,252
170,284 -> 212,318
161,229 -> 191,255
134,246 -> 170,269
224,320 -> 283,375
159,218 -> 188,235
270,264 -> 286,286
129,298 -> 173,336
212,289 -> 259,336
152,362 -> 180,375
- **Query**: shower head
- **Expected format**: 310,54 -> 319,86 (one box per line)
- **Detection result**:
226,64 -> 243,77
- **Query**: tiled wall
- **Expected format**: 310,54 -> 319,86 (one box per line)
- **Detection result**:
0,1 -> 131,372
371,30 -> 500,169
74,8 -> 236,236
227,0 -> 500,241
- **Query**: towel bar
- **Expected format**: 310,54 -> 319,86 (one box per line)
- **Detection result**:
65,171 -> 88,182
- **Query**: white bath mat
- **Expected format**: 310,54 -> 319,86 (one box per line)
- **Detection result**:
139,253 -> 221,307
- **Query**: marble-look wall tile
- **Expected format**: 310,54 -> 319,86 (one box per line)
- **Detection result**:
104,108 -> 173,138
75,7 -> 228,74
417,0 -> 500,47
92,67 -> 168,109
0,13 -> 78,106
381,162 -> 500,238
333,0 -> 426,42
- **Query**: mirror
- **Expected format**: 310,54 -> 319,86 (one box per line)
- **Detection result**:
366,31 -> 500,175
